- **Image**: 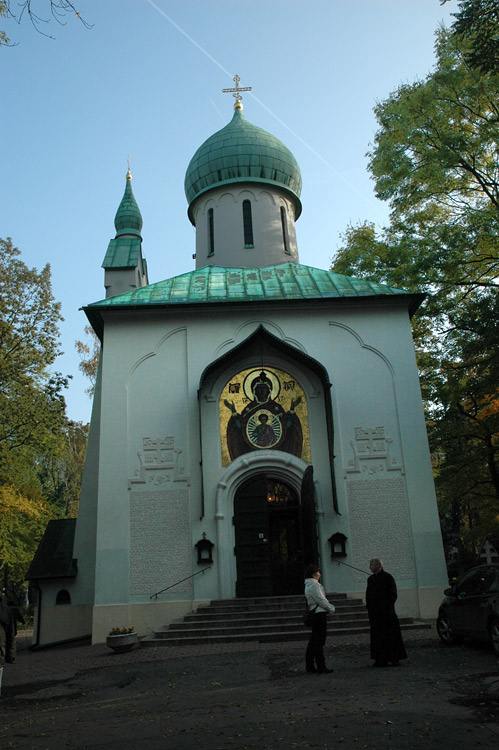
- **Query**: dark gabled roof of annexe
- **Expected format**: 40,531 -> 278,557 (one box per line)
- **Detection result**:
25,519 -> 77,581
84,263 -> 423,334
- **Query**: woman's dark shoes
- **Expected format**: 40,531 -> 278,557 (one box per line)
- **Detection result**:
373,661 -> 388,667
317,667 -> 334,674
306,666 -> 318,673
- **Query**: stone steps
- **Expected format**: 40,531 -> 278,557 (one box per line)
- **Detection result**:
140,622 -> 429,648
207,594 -> 349,606
140,593 -> 430,648
175,613 -> 370,629
181,604 -> 365,624
188,599 -> 361,615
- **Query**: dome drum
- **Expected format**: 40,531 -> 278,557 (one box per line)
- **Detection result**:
192,184 -> 299,270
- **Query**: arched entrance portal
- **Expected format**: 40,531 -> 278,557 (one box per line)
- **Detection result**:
234,471 -> 317,597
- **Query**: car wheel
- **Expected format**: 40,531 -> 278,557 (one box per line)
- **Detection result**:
489,616 -> 499,657
437,615 -> 461,645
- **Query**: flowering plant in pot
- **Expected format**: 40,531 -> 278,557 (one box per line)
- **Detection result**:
106,626 -> 138,653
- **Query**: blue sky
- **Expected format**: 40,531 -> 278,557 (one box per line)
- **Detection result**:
2,0 -> 455,424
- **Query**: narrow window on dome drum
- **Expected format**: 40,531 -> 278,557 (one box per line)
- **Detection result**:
280,206 -> 290,254
242,200 -> 254,247
208,208 -> 214,256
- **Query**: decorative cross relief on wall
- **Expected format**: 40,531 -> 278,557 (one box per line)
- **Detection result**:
344,426 -> 404,479
128,436 -> 189,489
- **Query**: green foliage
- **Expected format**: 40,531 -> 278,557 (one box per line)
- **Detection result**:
0,454 -> 51,588
75,324 -> 100,397
37,420 -> 88,517
452,0 -> 499,73
0,238 -> 87,590
370,28 -> 499,222
0,1 -> 9,45
332,28 -> 499,566
0,238 -> 68,456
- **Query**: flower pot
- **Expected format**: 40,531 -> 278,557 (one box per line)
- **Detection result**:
106,632 -> 138,653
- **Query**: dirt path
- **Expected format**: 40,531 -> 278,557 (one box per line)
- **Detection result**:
1,631 -> 498,749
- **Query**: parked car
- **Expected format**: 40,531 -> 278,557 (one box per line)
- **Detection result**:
437,564 -> 499,656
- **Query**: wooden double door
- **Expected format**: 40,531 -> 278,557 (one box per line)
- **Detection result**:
234,470 -> 318,597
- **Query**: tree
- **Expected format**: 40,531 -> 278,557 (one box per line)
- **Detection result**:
38,419 -> 88,517
0,481 -> 51,591
332,28 -> 499,565
0,238 -> 68,457
370,28 -> 499,224
0,1 -> 9,45
0,238 -> 75,590
450,0 -> 499,74
336,28 -> 499,313
433,291 -> 499,549
75,323 -> 100,397
1,0 -> 92,45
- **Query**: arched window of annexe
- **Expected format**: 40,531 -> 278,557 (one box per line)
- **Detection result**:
280,206 -> 290,255
56,589 -> 71,605
242,200 -> 254,247
208,208 -> 215,256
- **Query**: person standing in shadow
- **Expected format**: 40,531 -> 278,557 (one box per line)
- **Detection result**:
366,558 -> 407,667
304,564 -> 336,674
0,592 -> 16,697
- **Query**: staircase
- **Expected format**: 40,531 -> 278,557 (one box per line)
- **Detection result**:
140,594 -> 430,648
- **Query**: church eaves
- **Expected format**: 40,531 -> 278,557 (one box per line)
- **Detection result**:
86,262 -> 423,313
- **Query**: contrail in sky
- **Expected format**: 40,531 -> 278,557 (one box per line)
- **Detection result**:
145,0 -> 382,211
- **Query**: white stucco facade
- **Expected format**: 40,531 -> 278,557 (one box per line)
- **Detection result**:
30,103 -> 448,646
32,295 -> 447,645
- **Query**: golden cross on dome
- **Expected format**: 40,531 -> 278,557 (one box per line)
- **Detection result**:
222,74 -> 252,104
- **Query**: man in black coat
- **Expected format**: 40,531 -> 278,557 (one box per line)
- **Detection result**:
366,558 -> 407,667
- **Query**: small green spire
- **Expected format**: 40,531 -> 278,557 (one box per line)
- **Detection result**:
114,169 -> 143,239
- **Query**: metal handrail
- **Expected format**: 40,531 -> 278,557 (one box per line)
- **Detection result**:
332,559 -> 370,576
150,566 -> 212,600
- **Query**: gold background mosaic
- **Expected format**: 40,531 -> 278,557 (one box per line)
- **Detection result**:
219,366 -> 311,466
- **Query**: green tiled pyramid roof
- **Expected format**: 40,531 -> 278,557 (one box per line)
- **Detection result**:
184,108 -> 302,221
87,263 -> 420,311
102,237 -> 142,269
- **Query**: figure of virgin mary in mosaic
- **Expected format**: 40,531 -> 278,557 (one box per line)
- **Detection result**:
221,367 -> 309,464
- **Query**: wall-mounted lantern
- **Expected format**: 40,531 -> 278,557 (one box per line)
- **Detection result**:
328,532 -> 347,559
195,532 -> 214,565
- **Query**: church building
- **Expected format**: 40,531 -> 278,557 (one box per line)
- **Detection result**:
28,84 -> 448,645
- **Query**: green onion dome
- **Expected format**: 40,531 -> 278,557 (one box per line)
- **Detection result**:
184,104 -> 302,222
114,171 -> 143,238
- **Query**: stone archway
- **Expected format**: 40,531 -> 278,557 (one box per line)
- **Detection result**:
214,452 -> 319,599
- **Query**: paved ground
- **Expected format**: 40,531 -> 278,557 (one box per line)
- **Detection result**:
1,626 -> 499,749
